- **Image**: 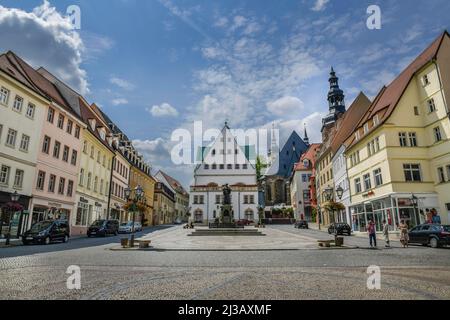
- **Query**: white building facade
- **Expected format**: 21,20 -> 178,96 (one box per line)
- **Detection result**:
189,124 -> 258,224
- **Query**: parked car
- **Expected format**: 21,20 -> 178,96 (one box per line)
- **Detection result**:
22,220 -> 70,245
328,223 -> 352,236
87,219 -> 119,237
408,224 -> 450,248
236,219 -> 253,226
294,220 -> 309,229
118,221 -> 142,233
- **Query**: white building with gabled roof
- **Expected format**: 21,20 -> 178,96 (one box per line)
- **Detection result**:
189,123 -> 258,224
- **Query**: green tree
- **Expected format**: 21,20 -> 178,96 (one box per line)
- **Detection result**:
256,156 -> 268,180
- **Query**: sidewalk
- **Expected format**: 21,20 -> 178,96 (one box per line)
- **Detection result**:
308,222 -> 401,240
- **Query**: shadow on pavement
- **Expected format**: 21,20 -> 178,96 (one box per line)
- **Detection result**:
0,225 -> 174,258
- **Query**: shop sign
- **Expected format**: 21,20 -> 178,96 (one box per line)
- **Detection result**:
48,202 -> 62,208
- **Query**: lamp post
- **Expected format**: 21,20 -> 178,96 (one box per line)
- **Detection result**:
323,187 -> 334,225
336,186 -> 344,222
411,194 -> 418,226
5,191 -> 20,246
124,185 -> 144,247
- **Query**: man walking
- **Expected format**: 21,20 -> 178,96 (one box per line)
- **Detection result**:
382,219 -> 390,248
367,219 -> 377,248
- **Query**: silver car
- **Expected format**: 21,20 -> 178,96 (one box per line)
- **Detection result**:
118,221 -> 142,233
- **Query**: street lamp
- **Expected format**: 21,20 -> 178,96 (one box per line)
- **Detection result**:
336,186 -> 344,200
411,194 -> 418,226
124,185 -> 144,247
5,191 -> 20,246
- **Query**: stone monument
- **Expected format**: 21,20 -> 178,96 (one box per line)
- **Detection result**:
220,184 -> 233,224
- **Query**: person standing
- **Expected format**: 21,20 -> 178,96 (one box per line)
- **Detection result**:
398,219 -> 409,248
382,220 -> 390,248
367,219 -> 377,248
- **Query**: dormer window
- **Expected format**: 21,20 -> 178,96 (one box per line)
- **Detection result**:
373,114 -> 379,125
355,131 -> 360,141
89,119 -> 96,131
363,123 -> 369,134
303,159 -> 310,168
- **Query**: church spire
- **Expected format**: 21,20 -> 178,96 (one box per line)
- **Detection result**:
303,123 -> 309,145
322,67 -> 346,131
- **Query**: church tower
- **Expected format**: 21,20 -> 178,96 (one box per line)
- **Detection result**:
303,124 -> 309,145
322,67 -> 346,132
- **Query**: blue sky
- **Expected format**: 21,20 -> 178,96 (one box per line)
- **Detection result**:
1,0 -> 450,187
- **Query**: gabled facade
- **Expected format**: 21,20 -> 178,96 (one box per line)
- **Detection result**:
154,170 -> 189,221
290,143 -> 321,221
345,31 -> 450,232
0,52 -> 48,238
153,180 -> 175,224
190,123 -> 258,223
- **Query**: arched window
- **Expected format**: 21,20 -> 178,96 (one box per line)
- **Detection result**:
194,209 -> 203,223
245,209 -> 254,221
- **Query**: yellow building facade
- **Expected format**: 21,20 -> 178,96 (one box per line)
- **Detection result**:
345,32 -> 450,232
129,165 -> 155,226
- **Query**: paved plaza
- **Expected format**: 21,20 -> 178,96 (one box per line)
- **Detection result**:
1,225 -> 450,300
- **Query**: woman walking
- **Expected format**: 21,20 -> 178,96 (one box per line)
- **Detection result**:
398,220 -> 409,248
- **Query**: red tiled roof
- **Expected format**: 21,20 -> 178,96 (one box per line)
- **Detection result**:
159,171 -> 188,195
294,143 -> 322,171
3,51 -> 80,119
347,31 -> 449,149
330,92 -> 371,153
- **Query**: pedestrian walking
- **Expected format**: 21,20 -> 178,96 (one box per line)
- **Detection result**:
398,219 -> 409,248
367,219 -> 377,248
382,220 -> 390,248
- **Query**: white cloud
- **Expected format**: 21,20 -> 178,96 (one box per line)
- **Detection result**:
148,103 -> 179,117
133,138 -> 172,164
214,16 -> 228,28
266,96 -> 304,117
111,98 -> 129,106
0,1 -> 89,94
110,77 -> 135,90
311,0 -> 330,12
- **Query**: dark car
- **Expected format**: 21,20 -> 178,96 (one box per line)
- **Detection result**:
408,224 -> 450,248
87,219 -> 119,237
294,220 -> 309,229
328,223 -> 352,236
22,220 -> 70,245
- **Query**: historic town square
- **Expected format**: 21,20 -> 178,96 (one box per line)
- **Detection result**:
0,0 -> 450,307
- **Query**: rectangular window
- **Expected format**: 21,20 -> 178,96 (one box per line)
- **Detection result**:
249,195 -> 255,204
403,164 -> 422,182
363,173 -> 372,190
243,164 -> 248,169
6,128 -> 17,147
79,168 -> 84,186
199,195 -> 204,204
36,171 -> 46,190
437,167 -> 445,183
48,174 -> 56,193
93,176 -> 98,193
26,103 -> 35,118
434,126 -> 442,142
97,151 -> 101,163
67,180 -> 74,197
399,132 -> 407,147
0,87 -> 10,105
13,169 -> 24,188
74,125 -> 80,139
243,195 -> 248,204
71,150 -> 77,166
354,178 -> 362,193
422,74 -> 430,86
42,135 -> 51,154
427,98 -> 436,113
235,164 -> 240,169
57,114 -> 65,129
53,141 -> 61,158
219,164 -> 224,170
13,95 -> 23,112
204,164 -> 209,170
413,106 -> 420,116
90,146 -> 94,158
215,194 -> 221,204
374,168 -> 383,187
62,145 -> 70,162
83,141 -> 87,153
87,173 -> 92,190
66,120 -> 73,134
58,177 -> 66,195
19,134 -> 30,152
47,107 -> 55,123
0,165 -> 11,185
408,132 -> 417,147
100,179 -> 104,195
